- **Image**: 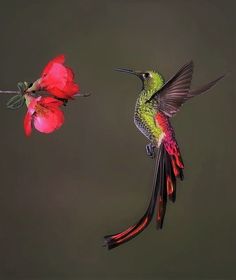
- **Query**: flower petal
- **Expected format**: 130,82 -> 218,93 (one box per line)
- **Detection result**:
41,96 -> 63,106
39,55 -> 79,99
41,63 -> 67,88
33,107 -> 64,134
24,111 -> 32,137
66,67 -> 75,82
41,55 -> 65,77
51,54 -> 65,64
43,87 -> 70,99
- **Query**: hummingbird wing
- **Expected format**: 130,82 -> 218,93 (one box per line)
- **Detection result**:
147,61 -> 194,117
148,61 -> 224,118
187,75 -> 225,98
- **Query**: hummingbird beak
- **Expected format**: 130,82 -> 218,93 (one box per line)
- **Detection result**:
114,68 -> 142,78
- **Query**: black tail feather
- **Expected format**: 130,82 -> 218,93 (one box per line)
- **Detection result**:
156,147 -> 180,229
156,155 -> 167,229
104,144 -> 164,249
104,143 -> 184,249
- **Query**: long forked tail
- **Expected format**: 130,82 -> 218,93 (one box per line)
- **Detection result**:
104,143 -> 184,249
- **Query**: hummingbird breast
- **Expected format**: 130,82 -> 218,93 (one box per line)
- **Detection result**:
134,100 -> 164,145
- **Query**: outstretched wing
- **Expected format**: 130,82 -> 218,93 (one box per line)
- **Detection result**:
187,75 -> 225,98
148,61 -> 224,118
147,61 -> 194,117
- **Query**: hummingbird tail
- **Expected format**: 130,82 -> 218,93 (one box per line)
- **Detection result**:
156,142 -> 184,228
104,140 -> 184,249
154,112 -> 185,228
104,144 -> 165,250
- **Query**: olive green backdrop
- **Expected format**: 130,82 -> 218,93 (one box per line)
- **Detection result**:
0,0 -> 235,279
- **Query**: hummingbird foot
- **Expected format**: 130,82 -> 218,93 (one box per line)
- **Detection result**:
146,143 -> 156,158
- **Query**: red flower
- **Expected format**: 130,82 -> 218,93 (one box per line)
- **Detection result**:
31,55 -> 79,99
24,96 -> 64,136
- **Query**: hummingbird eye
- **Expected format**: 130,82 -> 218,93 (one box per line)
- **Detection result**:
143,73 -> 150,79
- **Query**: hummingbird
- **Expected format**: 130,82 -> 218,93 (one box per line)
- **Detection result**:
104,61 -> 224,249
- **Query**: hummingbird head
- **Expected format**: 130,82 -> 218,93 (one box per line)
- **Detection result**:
115,68 -> 164,92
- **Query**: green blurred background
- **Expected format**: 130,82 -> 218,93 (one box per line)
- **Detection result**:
0,0 -> 235,279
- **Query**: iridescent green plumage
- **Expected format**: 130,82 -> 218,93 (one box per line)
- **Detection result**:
134,71 -> 165,143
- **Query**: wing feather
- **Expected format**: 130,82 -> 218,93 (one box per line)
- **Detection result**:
148,61 -> 194,117
148,61 -> 224,118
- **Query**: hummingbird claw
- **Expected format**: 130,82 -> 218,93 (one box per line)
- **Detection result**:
146,143 -> 156,158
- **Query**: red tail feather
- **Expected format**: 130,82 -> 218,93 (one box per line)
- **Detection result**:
104,139 -> 184,249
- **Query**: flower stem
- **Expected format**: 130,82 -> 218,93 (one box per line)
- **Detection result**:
74,92 -> 91,97
0,90 -> 20,94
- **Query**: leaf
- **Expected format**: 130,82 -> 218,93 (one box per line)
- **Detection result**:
6,94 -> 25,110
17,81 -> 29,93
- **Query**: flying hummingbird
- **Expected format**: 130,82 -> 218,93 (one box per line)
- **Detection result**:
104,61 -> 224,249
